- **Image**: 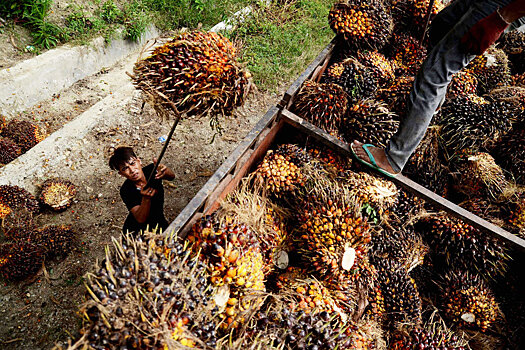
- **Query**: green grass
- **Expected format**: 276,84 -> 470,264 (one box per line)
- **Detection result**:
226,0 -> 335,90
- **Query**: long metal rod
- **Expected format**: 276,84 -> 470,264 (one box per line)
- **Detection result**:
420,0 -> 437,45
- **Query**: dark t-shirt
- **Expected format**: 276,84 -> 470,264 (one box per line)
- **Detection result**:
120,163 -> 168,234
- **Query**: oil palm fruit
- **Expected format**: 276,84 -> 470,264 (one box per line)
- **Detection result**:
465,47 -> 511,94
511,72 -> 525,87
498,30 -> 525,74
307,145 -> 352,175
78,231 -> 217,349
342,99 -> 399,148
132,31 -> 250,122
503,194 -> 525,238
0,136 -> 21,164
291,80 -> 349,134
0,115 -> 5,134
1,119 -> 46,153
484,86 -> 525,123
6,224 -> 74,259
377,75 -> 414,119
390,325 -> 467,350
187,214 -> 265,331
323,57 -> 378,101
439,94 -> 513,155
357,50 -> 395,87
0,203 -> 12,220
389,34 -> 427,76
447,71 -> 478,100
373,259 -> 422,325
0,185 -> 39,216
440,270 -> 500,332
452,150 -> 509,201
0,242 -> 43,281
391,189 -> 425,222
328,0 -> 393,51
411,0 -> 445,34
418,214 -> 510,278
39,178 -> 77,211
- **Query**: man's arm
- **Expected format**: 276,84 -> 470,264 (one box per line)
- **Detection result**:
130,187 -> 157,224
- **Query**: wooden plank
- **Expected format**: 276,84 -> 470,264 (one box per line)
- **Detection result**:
280,109 -> 525,252
279,38 -> 337,109
165,106 -> 281,236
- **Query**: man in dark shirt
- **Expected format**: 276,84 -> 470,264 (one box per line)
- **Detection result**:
109,146 -> 175,234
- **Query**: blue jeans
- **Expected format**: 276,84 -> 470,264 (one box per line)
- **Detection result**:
385,0 -> 524,173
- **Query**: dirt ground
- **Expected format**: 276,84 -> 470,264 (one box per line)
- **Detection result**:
0,57 -> 287,350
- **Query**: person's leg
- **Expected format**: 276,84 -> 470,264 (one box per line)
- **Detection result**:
429,0 -> 478,48
384,0 -> 514,173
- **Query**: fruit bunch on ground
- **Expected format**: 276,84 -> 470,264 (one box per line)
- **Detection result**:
39,178 -> 77,211
1,119 -> 46,153
0,184 -> 39,219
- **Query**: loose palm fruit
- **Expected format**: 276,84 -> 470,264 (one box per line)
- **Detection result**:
323,57 -> 378,100
132,31 -> 250,123
452,150 -> 509,201
254,149 -> 305,198
376,75 -> 414,118
357,50 -> 395,87
417,214 -> 510,277
291,80 -> 349,134
440,270 -> 500,332
1,119 -> 46,153
498,30 -> 525,74
0,242 -> 43,281
39,178 -> 77,211
0,136 -> 21,164
389,34 -> 427,76
328,0 -> 393,51
342,99 -> 399,148
465,47 -> 511,94
0,185 -> 39,215
447,71 -> 478,99
76,231 -> 218,349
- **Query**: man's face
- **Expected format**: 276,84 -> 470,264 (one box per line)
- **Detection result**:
117,157 -> 143,182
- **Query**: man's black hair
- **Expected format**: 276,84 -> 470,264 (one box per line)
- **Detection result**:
109,146 -> 137,171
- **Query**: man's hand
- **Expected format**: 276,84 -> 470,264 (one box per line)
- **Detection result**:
461,10 -> 510,55
153,157 -> 175,180
140,186 -> 157,200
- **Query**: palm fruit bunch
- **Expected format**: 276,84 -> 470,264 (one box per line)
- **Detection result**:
307,145 -> 352,175
0,242 -> 44,281
417,214 -> 509,277
342,99 -> 399,148
452,150 -> 509,201
390,189 -> 425,222
1,119 -> 46,153
503,194 -> 525,238
187,214 -> 265,331
0,184 -> 40,219
357,50 -> 395,87
446,71 -> 478,100
0,136 -> 21,164
377,75 -> 414,118
410,0 -> 445,35
484,86 -> 525,121
459,198 -> 502,229
373,258 -> 422,325
0,115 -> 5,133
390,326 -> 468,350
290,80 -> 349,134
389,34 -> 427,76
322,58 -> 378,101
465,47 -> 511,94
439,94 -> 513,154
131,31 -> 250,121
511,72 -> 525,87
6,224 -> 75,259
328,0 -> 393,51
440,270 -> 500,332
39,178 -> 77,211
76,231 -> 217,349
254,148 -> 306,199
498,30 -> 525,74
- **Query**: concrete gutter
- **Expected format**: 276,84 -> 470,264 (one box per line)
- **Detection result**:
0,25 -> 160,117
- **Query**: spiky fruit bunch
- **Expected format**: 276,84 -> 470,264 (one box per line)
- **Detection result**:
503,195 -> 525,238
328,0 -> 393,51
6,224 -> 74,259
0,136 -> 21,164
389,34 -> 427,76
484,86 -> 525,125
0,185 -> 39,217
39,178 -> 77,211
418,214 -> 509,277
357,50 -> 395,87
391,189 -> 425,221
0,242 -> 43,281
452,150 -> 509,201
291,80 -> 349,134
306,146 -> 351,175
390,326 -> 467,350
377,75 -> 414,118
323,58 -> 378,100
1,119 -> 46,153
342,99 -> 399,148
276,144 -> 314,167
441,271 -> 499,332
447,71 -> 478,99
0,115 -> 5,134
254,149 -> 305,198
439,94 -> 513,154
465,48 -> 511,94
373,259 -> 422,325
77,231 -> 218,349
132,31 -> 250,120
498,30 -> 525,74
187,215 -> 264,330
511,73 -> 525,87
